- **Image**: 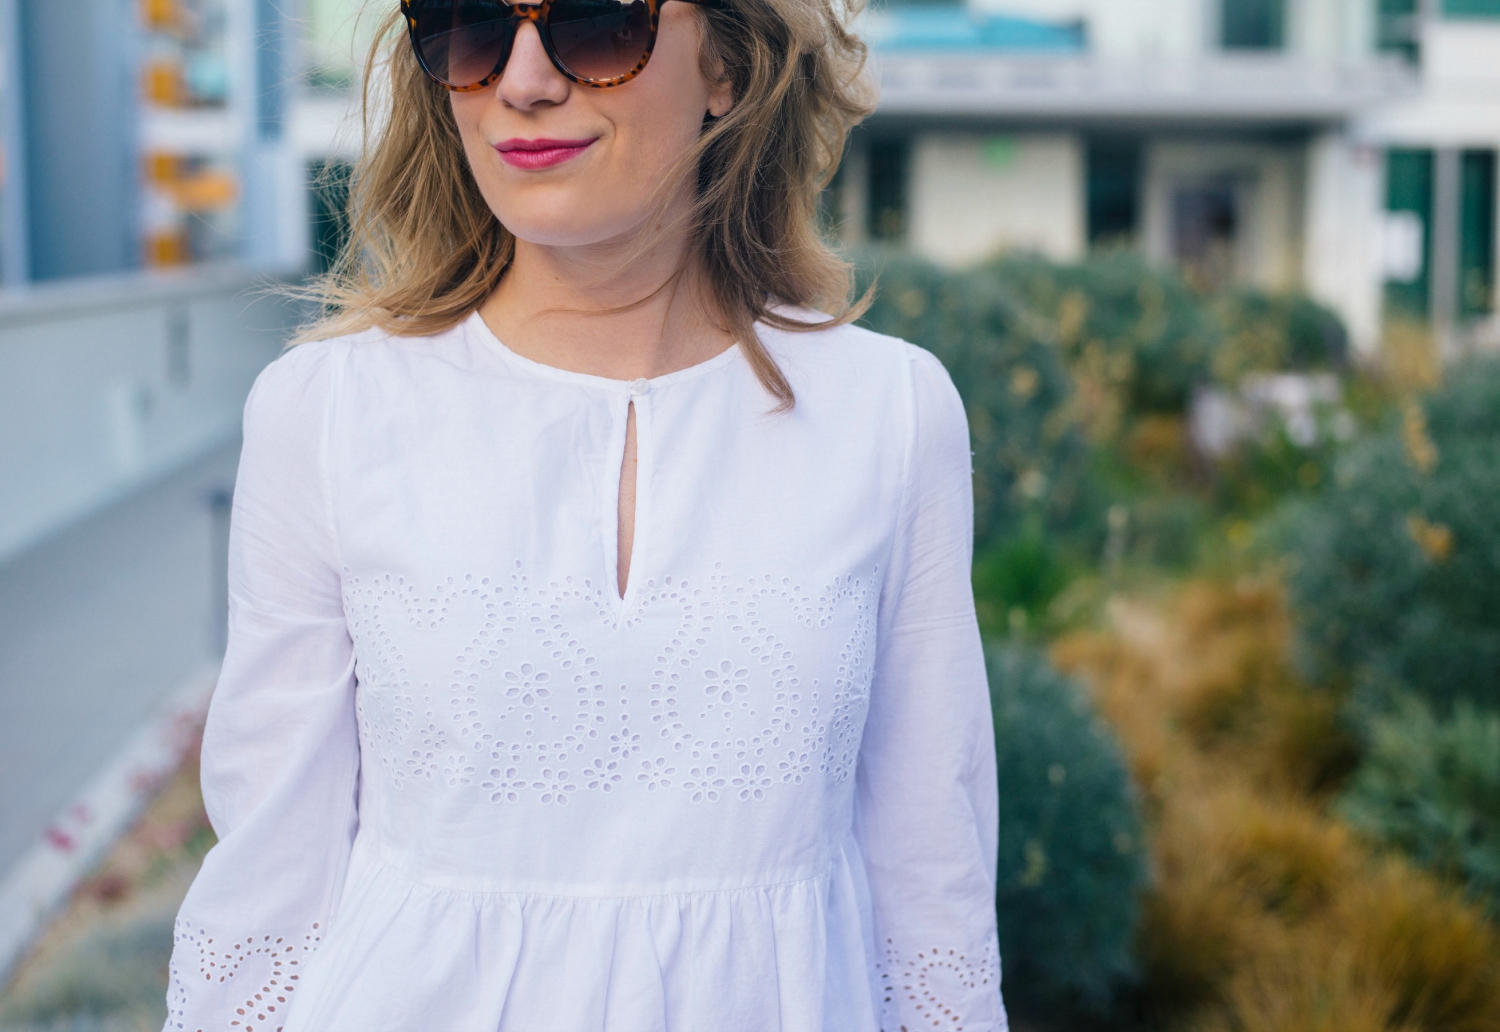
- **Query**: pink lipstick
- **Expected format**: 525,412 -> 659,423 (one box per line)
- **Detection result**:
495,137 -> 596,170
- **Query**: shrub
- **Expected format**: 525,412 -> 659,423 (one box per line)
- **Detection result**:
1331,860 -> 1500,1032
1211,290 -> 1349,383
988,251 -> 1222,422
1275,356 -> 1500,713
987,644 -> 1147,1010
1054,585 -> 1500,1032
856,251 -> 1095,548
971,521 -> 1072,638
1339,698 -> 1500,908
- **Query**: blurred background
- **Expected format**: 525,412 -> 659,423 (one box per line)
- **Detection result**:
1,1 -> 1499,1030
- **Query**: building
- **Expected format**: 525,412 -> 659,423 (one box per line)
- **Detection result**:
0,0 -> 364,287
841,0 -> 1500,356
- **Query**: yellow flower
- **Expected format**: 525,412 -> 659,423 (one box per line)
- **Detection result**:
1406,515 -> 1454,563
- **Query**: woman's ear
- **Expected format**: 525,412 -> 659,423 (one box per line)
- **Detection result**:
707,76 -> 734,118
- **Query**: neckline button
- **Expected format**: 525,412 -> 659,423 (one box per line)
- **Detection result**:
630,378 -> 650,397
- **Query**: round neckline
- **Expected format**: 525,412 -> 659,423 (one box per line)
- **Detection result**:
465,310 -> 743,393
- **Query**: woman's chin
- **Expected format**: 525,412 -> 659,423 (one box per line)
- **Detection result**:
500,209 -> 649,252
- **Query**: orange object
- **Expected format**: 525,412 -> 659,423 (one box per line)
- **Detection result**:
142,0 -> 177,31
142,59 -> 183,106
145,230 -> 190,267
171,170 -> 239,212
145,151 -> 184,185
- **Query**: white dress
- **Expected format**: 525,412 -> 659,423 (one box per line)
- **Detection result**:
164,311 -> 1006,1032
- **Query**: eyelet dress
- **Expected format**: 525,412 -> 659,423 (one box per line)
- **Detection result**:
163,311 -> 1007,1032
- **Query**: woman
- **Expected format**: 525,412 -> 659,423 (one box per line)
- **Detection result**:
165,1 -> 1005,1029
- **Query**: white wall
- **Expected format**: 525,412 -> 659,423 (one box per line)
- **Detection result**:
0,267 -> 295,565
1288,0 -> 1377,59
1303,132 -> 1384,357
908,132 -> 1085,266
1359,21 -> 1500,148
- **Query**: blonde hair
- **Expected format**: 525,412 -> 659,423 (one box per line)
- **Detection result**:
296,0 -> 876,407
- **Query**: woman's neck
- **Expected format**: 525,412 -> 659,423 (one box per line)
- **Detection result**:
478,227 -> 736,382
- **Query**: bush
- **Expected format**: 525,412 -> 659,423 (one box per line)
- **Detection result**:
1054,586 -> 1500,1032
987,644 -> 1147,1011
1211,290 -> 1349,383
987,251 -> 1222,422
857,251 -> 1095,548
1339,698 -> 1500,908
1275,357 -> 1500,713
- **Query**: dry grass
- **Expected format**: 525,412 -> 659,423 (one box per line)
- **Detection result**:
1053,579 -> 1500,1032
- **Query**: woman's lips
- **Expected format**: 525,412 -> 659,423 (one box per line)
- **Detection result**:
494,137 -> 597,170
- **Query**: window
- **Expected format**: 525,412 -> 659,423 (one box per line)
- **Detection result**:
309,160 -> 353,276
1377,0 -> 1420,61
867,138 -> 910,243
1221,0 -> 1285,49
1460,150 -> 1496,317
1173,181 -> 1239,290
1087,142 -> 1141,247
1385,149 -> 1433,317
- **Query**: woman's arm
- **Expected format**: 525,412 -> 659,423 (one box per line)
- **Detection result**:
856,346 -> 1007,1032
164,342 -> 359,1032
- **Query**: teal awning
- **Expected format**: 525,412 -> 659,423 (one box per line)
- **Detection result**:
867,7 -> 1086,52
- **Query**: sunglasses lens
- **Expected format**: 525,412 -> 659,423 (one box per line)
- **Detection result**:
411,1 -> 514,87
547,0 -> 652,82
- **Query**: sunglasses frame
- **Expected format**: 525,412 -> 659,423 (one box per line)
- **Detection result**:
401,0 -> 722,92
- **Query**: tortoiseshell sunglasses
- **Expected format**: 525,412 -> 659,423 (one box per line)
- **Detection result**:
401,0 -> 723,92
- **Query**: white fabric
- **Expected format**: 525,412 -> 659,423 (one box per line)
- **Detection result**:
164,312 -> 1006,1032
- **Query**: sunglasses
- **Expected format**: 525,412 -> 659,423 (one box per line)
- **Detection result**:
401,0 -> 722,92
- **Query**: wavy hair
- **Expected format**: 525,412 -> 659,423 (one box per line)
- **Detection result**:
295,0 -> 876,407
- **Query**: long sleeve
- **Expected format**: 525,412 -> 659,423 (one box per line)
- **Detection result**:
165,341 -> 359,1032
856,346 -> 1007,1032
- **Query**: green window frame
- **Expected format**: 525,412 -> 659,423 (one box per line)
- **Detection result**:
1444,0 -> 1500,17
1377,0 -> 1419,61
1385,149 -> 1433,318
1221,0 -> 1286,49
1460,150 -> 1496,317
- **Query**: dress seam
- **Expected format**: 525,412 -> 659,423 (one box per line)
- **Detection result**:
365,848 -> 838,903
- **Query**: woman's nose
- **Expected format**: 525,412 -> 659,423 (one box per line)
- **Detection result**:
496,21 -> 570,111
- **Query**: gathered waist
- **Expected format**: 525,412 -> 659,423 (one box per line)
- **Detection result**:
353,829 -> 846,901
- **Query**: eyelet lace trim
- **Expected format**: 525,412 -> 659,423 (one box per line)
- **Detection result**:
165,919 -> 323,1032
875,932 -> 1006,1032
342,563 -> 879,807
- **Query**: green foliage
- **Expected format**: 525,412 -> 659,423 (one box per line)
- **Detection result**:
1212,416 -> 1344,519
856,251 -> 1095,548
972,524 -> 1072,639
1339,698 -> 1500,909
1275,357 -> 1500,713
856,250 -> 1352,560
986,251 -> 1222,418
1211,290 -> 1349,382
988,644 -> 1147,1010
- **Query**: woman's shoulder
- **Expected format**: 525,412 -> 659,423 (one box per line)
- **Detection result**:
759,308 -> 956,406
253,320 -> 472,401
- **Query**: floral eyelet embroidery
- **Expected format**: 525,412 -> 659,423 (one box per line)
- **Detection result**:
342,564 -> 878,808
875,933 -> 1005,1032
166,920 -> 323,1032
